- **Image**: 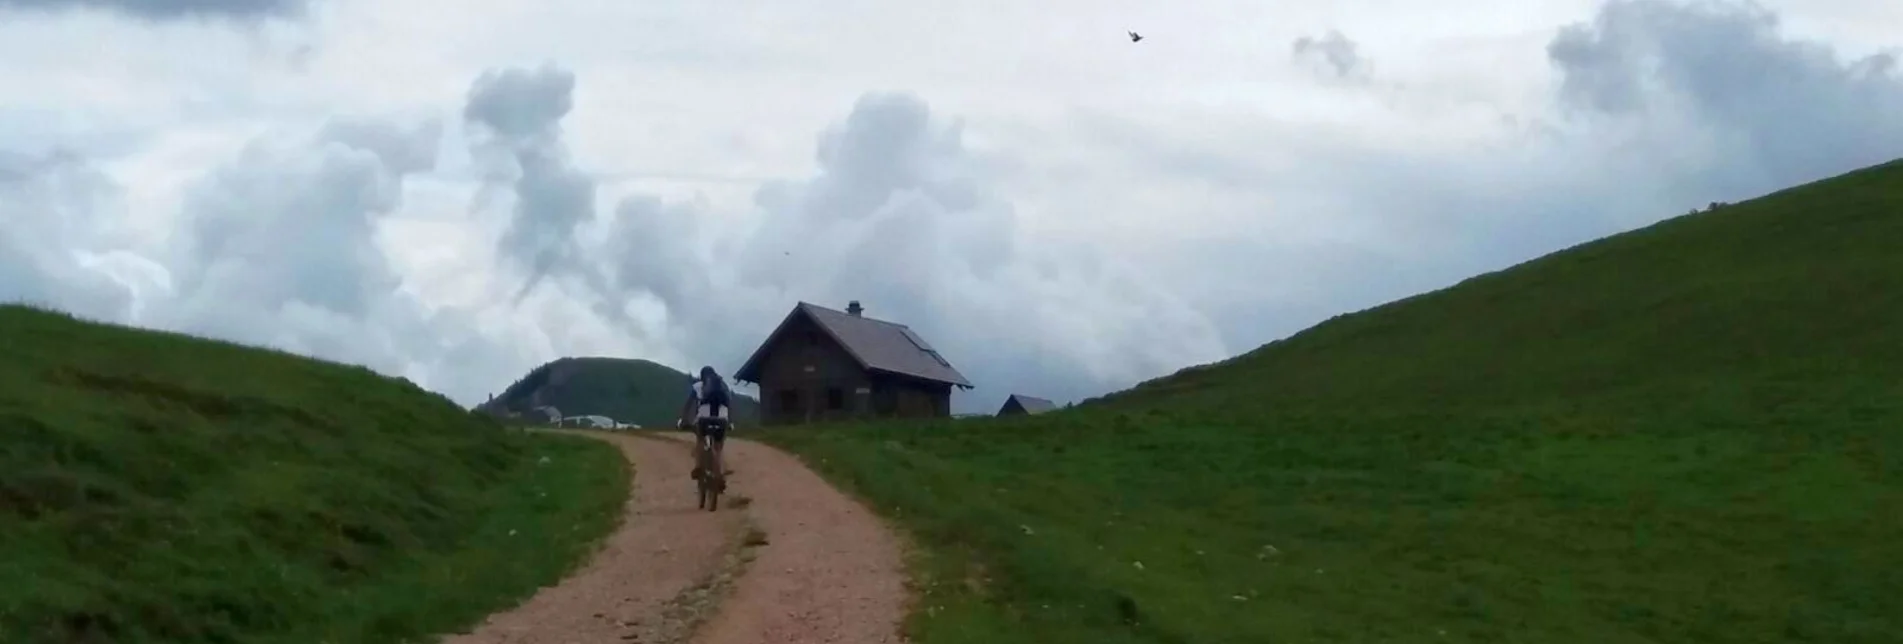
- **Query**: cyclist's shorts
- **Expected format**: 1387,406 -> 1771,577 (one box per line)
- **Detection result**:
695,417 -> 730,444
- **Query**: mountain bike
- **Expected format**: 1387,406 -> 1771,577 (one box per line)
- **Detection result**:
693,423 -> 727,511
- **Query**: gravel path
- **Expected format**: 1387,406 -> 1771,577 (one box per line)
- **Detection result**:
691,439 -> 909,644
441,431 -> 909,644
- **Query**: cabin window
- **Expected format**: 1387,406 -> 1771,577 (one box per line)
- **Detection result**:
826,387 -> 845,411
777,389 -> 800,413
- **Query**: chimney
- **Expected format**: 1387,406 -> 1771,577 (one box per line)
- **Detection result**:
847,300 -> 864,317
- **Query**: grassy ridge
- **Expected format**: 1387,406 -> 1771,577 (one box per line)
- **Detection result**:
765,159 -> 1903,643
1101,159 -> 1903,416
0,305 -> 628,643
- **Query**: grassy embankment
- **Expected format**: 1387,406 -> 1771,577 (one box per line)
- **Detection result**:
765,159 -> 1903,643
0,305 -> 628,643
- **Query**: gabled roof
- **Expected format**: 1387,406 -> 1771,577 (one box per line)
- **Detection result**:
1003,394 -> 1057,414
734,302 -> 973,388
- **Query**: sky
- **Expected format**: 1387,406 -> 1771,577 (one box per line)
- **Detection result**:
2,0 -> 1900,413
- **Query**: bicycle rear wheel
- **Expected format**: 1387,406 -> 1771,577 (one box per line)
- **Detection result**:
695,436 -> 722,511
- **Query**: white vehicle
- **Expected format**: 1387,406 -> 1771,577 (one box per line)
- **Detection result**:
559,415 -> 618,429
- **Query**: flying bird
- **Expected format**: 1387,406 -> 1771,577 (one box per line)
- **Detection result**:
1128,31 -> 1143,42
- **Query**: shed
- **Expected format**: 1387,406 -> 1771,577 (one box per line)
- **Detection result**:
996,394 -> 1058,416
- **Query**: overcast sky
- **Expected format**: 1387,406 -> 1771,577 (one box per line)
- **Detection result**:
3,0 -> 1900,413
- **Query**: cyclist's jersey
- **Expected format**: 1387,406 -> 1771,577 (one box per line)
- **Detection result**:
689,381 -> 731,421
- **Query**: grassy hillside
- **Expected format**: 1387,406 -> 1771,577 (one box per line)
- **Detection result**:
765,159 -> 1903,644
0,305 -> 628,644
479,356 -> 759,426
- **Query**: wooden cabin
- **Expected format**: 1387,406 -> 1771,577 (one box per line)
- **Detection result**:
733,301 -> 972,426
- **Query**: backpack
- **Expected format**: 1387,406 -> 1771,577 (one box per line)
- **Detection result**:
700,376 -> 732,415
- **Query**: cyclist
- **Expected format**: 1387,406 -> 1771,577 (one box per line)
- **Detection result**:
678,366 -> 734,484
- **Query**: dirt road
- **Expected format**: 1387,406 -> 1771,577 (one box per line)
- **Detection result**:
442,431 -> 909,644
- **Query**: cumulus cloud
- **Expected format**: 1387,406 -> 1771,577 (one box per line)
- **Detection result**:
0,149 -> 143,321
319,118 -> 443,176
0,109 -> 510,397
596,92 -> 1230,406
0,65 -> 636,408
143,116 -> 451,372
0,0 -> 308,21
469,82 -> 1186,405
1292,30 -> 1367,80
1547,0 -> 1903,193
1297,0 -> 1903,254
1535,0 -> 1903,200
162,128 -> 419,309
461,65 -> 600,304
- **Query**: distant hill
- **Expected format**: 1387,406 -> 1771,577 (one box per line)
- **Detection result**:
476,356 -> 759,427
766,159 -> 1903,643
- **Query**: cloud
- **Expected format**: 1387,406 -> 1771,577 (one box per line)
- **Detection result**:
0,108 -> 518,401
463,65 -> 576,143
461,64 -> 600,304
1547,0 -> 1903,193
319,118 -> 443,176
1292,30 -> 1367,80
141,116 -> 450,372
0,149 -> 143,321
0,68 -> 645,410
1078,0 -> 1903,357
595,92 -> 1231,407
0,0 -> 308,22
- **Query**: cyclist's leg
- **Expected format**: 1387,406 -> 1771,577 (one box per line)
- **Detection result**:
690,420 -> 708,479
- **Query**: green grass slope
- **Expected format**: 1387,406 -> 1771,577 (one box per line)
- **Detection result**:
766,159 -> 1903,644
479,356 -> 759,427
0,305 -> 628,644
